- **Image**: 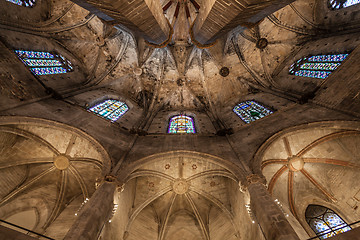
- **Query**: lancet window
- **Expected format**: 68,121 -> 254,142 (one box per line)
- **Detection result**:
88,99 -> 129,122
305,205 -> 351,239
15,50 -> 73,76
289,53 -> 349,79
233,101 -> 273,124
168,115 -> 196,133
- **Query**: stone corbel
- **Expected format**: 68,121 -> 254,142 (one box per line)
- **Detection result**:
239,174 -> 267,204
239,174 -> 267,191
246,174 -> 267,186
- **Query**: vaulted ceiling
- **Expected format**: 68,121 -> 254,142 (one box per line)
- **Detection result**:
0,119 -> 110,239
1,0 -> 360,239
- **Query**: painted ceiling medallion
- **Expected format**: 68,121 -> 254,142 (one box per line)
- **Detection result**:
53,155 -> 70,170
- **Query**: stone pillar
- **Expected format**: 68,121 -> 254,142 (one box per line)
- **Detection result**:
63,179 -> 117,240
245,175 -> 300,240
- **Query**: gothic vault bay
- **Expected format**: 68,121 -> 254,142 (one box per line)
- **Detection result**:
1,0 -> 360,239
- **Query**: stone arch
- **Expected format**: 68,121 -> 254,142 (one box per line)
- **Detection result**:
252,120 -> 360,238
118,150 -> 246,183
0,116 -> 113,238
112,150 -> 248,240
0,115 -> 112,173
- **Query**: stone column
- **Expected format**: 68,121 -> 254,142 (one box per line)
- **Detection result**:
245,175 -> 300,240
63,177 -> 118,240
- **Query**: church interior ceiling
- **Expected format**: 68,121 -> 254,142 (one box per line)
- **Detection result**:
0,0 -> 360,239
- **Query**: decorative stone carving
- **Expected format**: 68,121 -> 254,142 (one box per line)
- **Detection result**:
133,68 -> 143,76
116,183 -> 125,193
172,179 -> 189,194
256,38 -> 268,49
219,67 -> 230,77
246,174 -> 267,185
287,156 -> 304,172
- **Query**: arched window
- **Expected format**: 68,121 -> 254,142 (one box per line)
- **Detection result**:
168,115 -> 196,133
233,101 -> 273,124
6,0 -> 35,7
88,99 -> 129,122
305,205 -> 351,239
289,53 -> 349,79
15,50 -> 73,75
329,0 -> 360,9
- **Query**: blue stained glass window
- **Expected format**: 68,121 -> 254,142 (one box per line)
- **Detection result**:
15,50 -> 73,76
233,101 -> 273,124
88,99 -> 129,122
289,53 -> 349,79
6,0 -> 35,7
306,205 -> 351,239
329,0 -> 360,9
168,115 -> 196,133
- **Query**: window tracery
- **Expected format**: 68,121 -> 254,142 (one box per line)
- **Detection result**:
6,0 -> 35,7
15,50 -> 73,75
233,101 -> 273,123
289,53 -> 349,79
168,115 -> 196,133
328,0 -> 360,9
305,205 -> 351,239
88,99 -> 129,122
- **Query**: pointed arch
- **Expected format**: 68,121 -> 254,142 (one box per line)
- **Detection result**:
305,205 -> 351,239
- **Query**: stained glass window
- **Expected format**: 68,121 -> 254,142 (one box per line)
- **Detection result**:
6,0 -> 35,7
168,115 -> 196,133
305,205 -> 351,239
289,53 -> 349,79
233,101 -> 273,124
15,50 -> 73,76
329,0 -> 360,9
88,99 -> 129,122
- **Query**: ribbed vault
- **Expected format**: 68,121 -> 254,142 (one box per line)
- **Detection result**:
256,121 -> 360,236
104,154 -> 249,240
0,117 -> 110,239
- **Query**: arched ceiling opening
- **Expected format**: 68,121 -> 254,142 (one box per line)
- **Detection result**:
102,152 -> 260,240
0,117 -> 111,238
255,121 -> 360,236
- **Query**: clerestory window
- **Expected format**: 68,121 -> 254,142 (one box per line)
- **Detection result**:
289,53 -> 349,79
328,0 -> 360,9
168,115 -> 196,134
88,99 -> 129,122
233,101 -> 273,124
15,50 -> 73,76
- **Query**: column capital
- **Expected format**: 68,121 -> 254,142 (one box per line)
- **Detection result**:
246,174 -> 267,185
239,174 -> 267,192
